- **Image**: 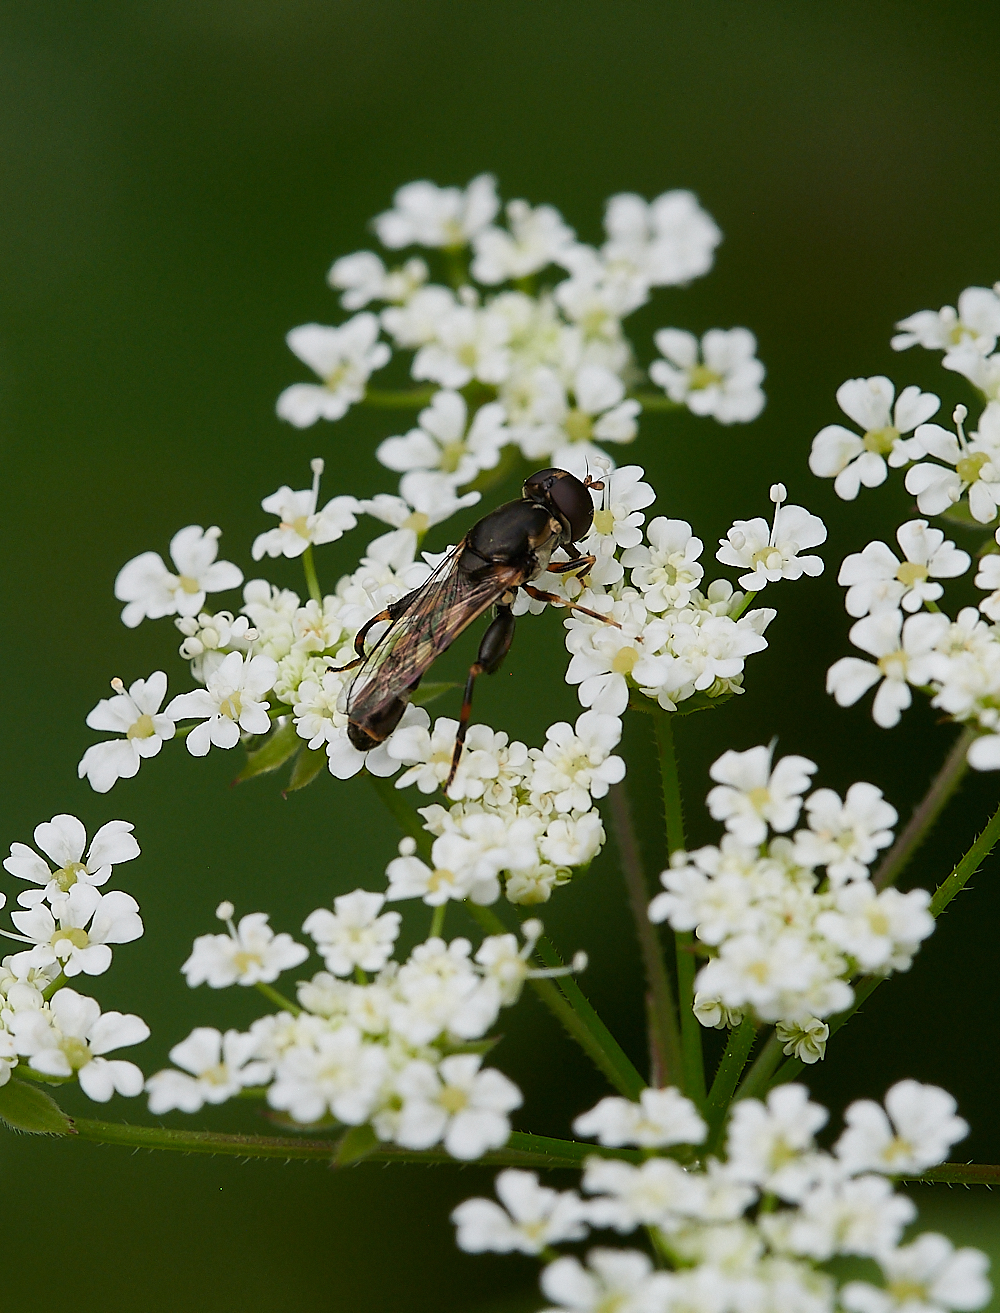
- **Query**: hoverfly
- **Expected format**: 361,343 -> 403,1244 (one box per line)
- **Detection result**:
334,467 -> 621,791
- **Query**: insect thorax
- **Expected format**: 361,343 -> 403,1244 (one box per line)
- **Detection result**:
463,501 -> 560,574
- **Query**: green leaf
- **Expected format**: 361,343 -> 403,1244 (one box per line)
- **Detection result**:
334,1122 -> 379,1164
409,681 -> 460,708
285,745 -> 328,793
0,1077 -> 75,1135
236,721 -> 301,782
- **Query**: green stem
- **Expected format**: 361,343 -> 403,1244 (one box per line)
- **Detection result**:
901,1163 -> 1000,1186
629,392 -> 683,412
444,244 -> 467,289
873,726 -> 975,890
41,971 -> 67,1002
301,545 -> 322,604
652,710 -> 706,1107
66,1118 -> 643,1168
361,386 -> 437,409
728,591 -> 759,622
429,903 -> 446,939
606,781 -> 683,1089
464,903 -> 645,1101
705,1018 -> 757,1146
255,982 -> 301,1016
732,1030 -> 783,1103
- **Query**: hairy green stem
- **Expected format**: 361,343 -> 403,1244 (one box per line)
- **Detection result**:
705,1018 -> 757,1146
652,710 -> 706,1106
732,1031 -> 783,1103
301,545 -> 322,604
361,386 -> 437,409
606,781 -> 683,1089
873,726 -> 975,890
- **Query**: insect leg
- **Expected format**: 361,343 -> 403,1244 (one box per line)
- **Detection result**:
444,605 -> 517,794
521,584 -> 622,627
327,609 -> 391,672
548,553 -> 596,576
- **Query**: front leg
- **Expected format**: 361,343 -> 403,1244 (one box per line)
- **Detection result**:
521,583 -> 622,628
444,606 -> 517,793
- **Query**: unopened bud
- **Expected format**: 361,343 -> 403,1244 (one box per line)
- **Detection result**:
953,403 -> 968,426
310,457 -> 325,476
521,918 -> 543,940
769,482 -> 787,505
110,677 -> 125,694
215,900 -> 235,921
571,951 -> 588,972
398,836 -> 417,857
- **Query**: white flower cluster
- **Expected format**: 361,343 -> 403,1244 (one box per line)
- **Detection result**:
452,1080 -> 989,1313
280,174 -> 765,508
0,815 -> 149,1100
147,898 -> 580,1162
648,744 -> 933,1041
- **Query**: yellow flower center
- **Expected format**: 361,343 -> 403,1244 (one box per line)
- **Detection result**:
439,441 -> 468,474
862,426 -> 900,455
203,1063 -> 231,1086
231,950 -> 263,974
438,1084 -> 469,1114
59,1037 -> 92,1071
896,561 -> 929,587
177,575 -> 202,595
563,408 -> 593,444
867,909 -> 890,936
127,713 -> 157,741
402,511 -> 430,535
877,650 -> 908,680
52,861 -> 87,893
280,514 -> 311,538
688,364 -> 723,391
888,1280 -> 927,1303
749,547 -> 782,571
324,364 -> 348,392
53,926 -> 90,952
593,508 -> 615,536
218,693 -> 244,721
747,786 -> 771,811
611,645 -> 640,675
957,451 -> 989,484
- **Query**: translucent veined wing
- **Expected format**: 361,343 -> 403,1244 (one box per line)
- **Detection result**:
347,543 -> 526,734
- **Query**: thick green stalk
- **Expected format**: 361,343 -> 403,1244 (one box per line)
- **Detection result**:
873,726 -> 975,890
705,1018 -> 757,1146
732,1031 -> 783,1103
652,710 -> 706,1107
606,781 -> 683,1089
301,544 -> 322,604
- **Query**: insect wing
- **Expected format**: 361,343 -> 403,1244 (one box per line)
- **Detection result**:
347,549 -> 523,726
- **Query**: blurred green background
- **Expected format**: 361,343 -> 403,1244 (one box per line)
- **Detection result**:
2,2 -> 999,1309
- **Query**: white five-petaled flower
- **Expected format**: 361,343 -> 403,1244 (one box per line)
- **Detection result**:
528,711 -> 626,814
374,174 -> 499,249
792,783 -> 898,884
891,285 -> 1000,358
327,250 -> 427,310
78,672 -> 177,793
809,377 -> 939,500
706,743 -> 817,845
452,1169 -> 587,1254
5,814 -> 139,901
543,365 -> 640,470
166,651 -> 278,756
816,883 -> 934,973
302,889 -> 401,978
376,388 -> 506,484
838,521 -> 970,618
359,483 -> 481,545
540,1248 -> 667,1313
650,327 -> 765,424
146,1027 -> 270,1114
842,1232 -> 991,1313
573,1087 -> 707,1149
725,1083 -> 828,1201
835,1080 -> 968,1176
826,610 -> 950,728
9,987 -> 148,1102
575,463 -> 655,587
9,883 -> 143,978
183,905 -> 308,988
471,200 -> 576,284
905,404 -> 1000,524
252,458 -> 360,560
392,1053 -> 522,1160
603,189 -> 722,286
115,526 -> 243,628
716,487 -> 826,591
622,517 -> 704,611
277,313 -> 391,427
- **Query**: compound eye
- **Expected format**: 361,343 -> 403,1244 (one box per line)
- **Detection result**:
547,471 -> 595,541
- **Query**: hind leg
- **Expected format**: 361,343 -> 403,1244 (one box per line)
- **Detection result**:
444,605 -> 517,794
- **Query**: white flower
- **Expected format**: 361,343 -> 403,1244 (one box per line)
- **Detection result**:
725,1084 -> 827,1201
547,365 -> 640,469
10,883 -> 143,978
576,464 -> 655,587
839,521 -> 971,618
622,517 -> 704,611
581,1155 -> 707,1232
9,988 -> 148,1101
945,347 -> 1000,402
528,711 -> 625,813
411,303 -> 511,390
809,378 -> 939,500
538,811 -> 605,870
389,936 -> 495,1044
376,389 -> 506,483
777,1172 -> 915,1259
5,814 -> 139,901
183,907 -> 308,988
892,286 -> 1000,357
114,526 -> 243,628
77,672 -> 177,793
277,314 -> 390,427
905,406 -> 1000,523
603,189 -> 721,285
775,1018 -> 829,1065
360,482 -> 480,543
166,651 -> 278,755
327,250 -> 427,309
842,1233 -> 991,1313
388,717 -> 528,803
540,1248 -> 665,1313
707,744 -> 817,845
452,1169 -> 587,1254
817,883 -> 933,973
792,783 -> 897,884
650,327 -> 765,423
252,459 -> 359,560
835,1080 -> 968,1175
146,1027 -> 270,1113
827,610 -> 950,728
374,174 -> 499,249
717,492 -> 826,591
302,889 -> 401,978
573,1086 -> 707,1149
393,1054 -> 522,1160
268,1023 -> 388,1125
471,201 -> 576,284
